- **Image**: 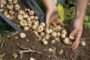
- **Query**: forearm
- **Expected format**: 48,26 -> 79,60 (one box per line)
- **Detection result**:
75,0 -> 88,21
43,0 -> 56,10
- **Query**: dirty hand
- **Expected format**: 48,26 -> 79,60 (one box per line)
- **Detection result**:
69,19 -> 83,49
45,7 -> 64,29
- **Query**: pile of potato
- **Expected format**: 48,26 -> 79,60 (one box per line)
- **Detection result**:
0,0 -> 76,46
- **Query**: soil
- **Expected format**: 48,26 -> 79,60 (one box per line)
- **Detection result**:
0,29 -> 90,60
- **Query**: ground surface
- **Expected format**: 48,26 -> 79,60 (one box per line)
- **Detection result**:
0,29 -> 90,60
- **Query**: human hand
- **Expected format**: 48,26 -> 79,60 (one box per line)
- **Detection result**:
69,19 -> 83,50
45,7 -> 64,29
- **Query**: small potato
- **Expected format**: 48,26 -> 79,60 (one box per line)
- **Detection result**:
61,29 -> 67,38
9,10 -> 14,15
6,5 -> 13,10
46,29 -> 53,34
30,16 -> 35,20
55,38 -> 60,42
14,4 -> 21,10
30,57 -> 35,60
8,0 -> 12,2
51,32 -> 57,38
33,21 -> 39,26
13,0 -> 18,4
28,23 -> 32,28
27,17 -> 31,21
23,27 -> 29,31
40,22 -> 45,27
23,14 -> 29,18
20,33 -> 26,39
32,25 -> 38,31
34,16 -> 38,20
62,29 -> 67,35
48,48 -> 53,52
56,26 -> 62,31
45,34 -> 50,40
42,39 -> 48,45
69,36 -> 74,40
18,10 -> 25,15
37,25 -> 44,33
40,32 -> 45,37
18,14 -> 23,20
61,34 -> 66,38
20,20 -> 28,27
63,37 -> 72,45
51,40 -> 56,44
5,14 -> 11,18
57,32 -> 61,37
29,10 -> 34,15
33,31 -> 39,37
81,41 -> 86,46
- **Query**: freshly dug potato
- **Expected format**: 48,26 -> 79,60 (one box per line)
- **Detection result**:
20,20 -> 28,27
20,33 -> 26,39
23,27 -> 29,31
63,37 -> 72,45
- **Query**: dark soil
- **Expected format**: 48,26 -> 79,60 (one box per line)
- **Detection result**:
0,29 -> 90,60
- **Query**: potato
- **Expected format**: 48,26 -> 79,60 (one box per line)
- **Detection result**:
44,34 -> 50,40
32,25 -> 38,31
13,0 -> 18,4
37,25 -> 44,33
23,14 -> 29,18
40,22 -> 45,27
8,0 -> 12,2
17,14 -> 23,20
23,27 -> 29,31
34,16 -> 38,20
14,4 -> 20,10
61,34 -> 66,38
18,10 -> 25,15
63,37 -> 72,45
51,32 -> 57,37
46,29 -> 53,34
33,21 -> 39,26
29,10 -> 34,15
30,57 -> 35,60
20,33 -> 26,39
33,31 -> 39,37
42,39 -> 48,45
48,48 -> 53,52
30,16 -> 35,20
81,41 -> 86,46
6,5 -> 13,10
20,20 -> 28,27
40,32 -> 45,37
69,36 -> 74,40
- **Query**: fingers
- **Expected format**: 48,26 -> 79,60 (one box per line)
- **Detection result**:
45,12 -> 51,29
71,30 -> 83,50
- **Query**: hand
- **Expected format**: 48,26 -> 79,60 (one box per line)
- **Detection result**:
69,19 -> 83,50
45,7 -> 63,29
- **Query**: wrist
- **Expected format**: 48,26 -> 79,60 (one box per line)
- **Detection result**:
74,16 -> 84,23
47,5 -> 57,11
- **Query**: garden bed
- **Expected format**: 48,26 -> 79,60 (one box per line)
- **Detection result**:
0,29 -> 90,60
